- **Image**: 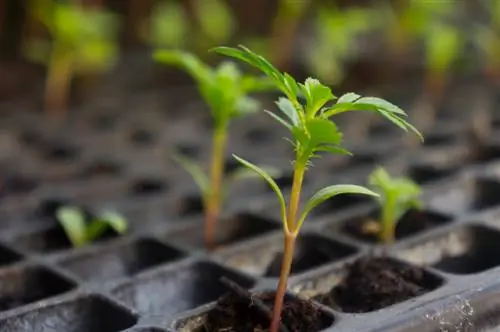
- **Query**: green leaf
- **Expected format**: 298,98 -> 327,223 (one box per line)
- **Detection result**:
276,98 -> 299,125
153,50 -> 211,84
212,45 -> 287,93
306,118 -> 342,147
296,185 -> 379,234
235,96 -> 261,116
337,92 -> 361,104
56,207 -> 87,247
173,154 -> 210,201
300,78 -> 335,116
264,110 -> 292,129
233,154 -> 288,231
97,211 -> 128,234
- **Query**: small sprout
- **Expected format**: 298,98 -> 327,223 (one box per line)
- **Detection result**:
212,45 -> 422,332
56,206 -> 128,248
144,0 -> 188,49
369,167 -> 423,244
153,50 -> 276,250
24,1 -> 119,118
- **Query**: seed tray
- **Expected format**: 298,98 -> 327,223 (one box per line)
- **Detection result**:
1,81 -> 500,331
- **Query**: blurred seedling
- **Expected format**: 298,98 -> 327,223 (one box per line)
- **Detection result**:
153,50 -> 276,250
306,4 -> 372,87
56,206 -> 128,248
145,0 -> 234,58
213,45 -> 422,332
365,167 -> 423,244
24,0 -> 119,118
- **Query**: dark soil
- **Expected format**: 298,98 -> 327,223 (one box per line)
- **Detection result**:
0,290 -> 47,311
342,209 -> 449,243
204,291 -> 330,332
316,257 -> 429,313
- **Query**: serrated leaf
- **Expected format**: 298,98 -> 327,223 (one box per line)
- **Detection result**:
306,118 -> 342,146
355,97 -> 406,115
296,185 -> 379,234
233,154 -> 288,231
301,78 -> 335,116
56,206 -> 87,247
276,98 -> 299,125
314,145 -> 352,156
173,154 -> 210,201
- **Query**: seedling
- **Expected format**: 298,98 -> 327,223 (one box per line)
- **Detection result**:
145,0 -> 234,57
368,167 -> 423,244
213,45 -> 422,332
421,21 -> 463,102
56,206 -> 128,248
24,1 -> 119,118
153,50 -> 275,250
307,4 -> 372,86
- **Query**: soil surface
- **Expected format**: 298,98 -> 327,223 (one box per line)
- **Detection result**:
342,209 -> 444,243
205,291 -> 330,332
316,257 -> 429,313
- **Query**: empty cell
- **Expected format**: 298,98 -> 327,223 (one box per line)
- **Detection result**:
0,244 -> 22,267
0,295 -> 136,332
0,266 -> 75,312
407,164 -> 457,185
112,261 -> 254,316
12,227 -> 73,254
58,238 -> 185,282
396,225 -> 500,275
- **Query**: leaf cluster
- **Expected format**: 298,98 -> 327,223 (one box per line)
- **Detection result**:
56,206 -> 128,248
212,46 -> 422,235
154,50 -> 275,129
369,167 -> 423,223
25,1 -> 119,72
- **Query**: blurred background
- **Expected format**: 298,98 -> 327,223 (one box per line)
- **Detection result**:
0,0 -> 497,112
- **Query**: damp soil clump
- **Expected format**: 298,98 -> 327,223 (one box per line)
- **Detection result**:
203,278 -> 331,332
316,257 -> 429,313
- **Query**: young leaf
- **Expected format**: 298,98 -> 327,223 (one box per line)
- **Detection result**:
276,97 -> 299,125
192,0 -> 235,44
233,154 -> 288,230
56,207 -> 87,247
98,211 -> 128,234
173,154 -> 210,202
296,185 -> 379,234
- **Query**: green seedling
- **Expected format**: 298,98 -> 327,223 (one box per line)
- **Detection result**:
270,0 -> 310,70
307,4 -> 372,86
146,0 -> 234,57
422,21 -> 463,102
213,45 -> 422,332
368,167 -> 423,244
24,0 -> 119,118
153,50 -> 275,250
56,206 -> 128,248
381,0 -> 456,60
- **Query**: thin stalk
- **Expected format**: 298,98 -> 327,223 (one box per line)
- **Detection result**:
45,44 -> 73,119
204,124 -> 228,250
380,195 -> 396,244
269,163 -> 305,332
270,232 -> 296,332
